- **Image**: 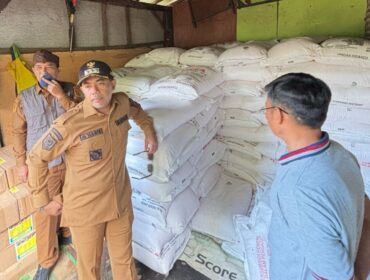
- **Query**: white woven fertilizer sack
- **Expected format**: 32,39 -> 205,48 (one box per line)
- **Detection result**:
255,141 -> 287,160
179,46 -> 223,67
265,37 -> 320,66
323,121 -> 370,143
133,187 -> 200,234
191,173 -> 253,242
222,149 -> 278,181
149,66 -> 224,100
213,41 -> 242,49
112,65 -> 179,99
130,160 -> 196,202
235,201 -> 272,280
222,108 -> 263,128
133,218 -> 175,257
317,37 -> 370,67
217,63 -> 274,84
220,95 -> 266,111
217,43 -> 268,65
219,80 -> 263,97
127,121 -> 201,181
129,96 -> 211,141
327,103 -> 370,124
133,227 -> 191,275
146,47 -> 185,66
330,85 -> 370,109
218,125 -> 278,143
273,62 -> 370,87
125,53 -> 156,68
216,135 -> 262,159
179,231 -> 246,280
191,164 -> 223,198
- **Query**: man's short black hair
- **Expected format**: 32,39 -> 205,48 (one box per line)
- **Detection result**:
264,73 -> 331,129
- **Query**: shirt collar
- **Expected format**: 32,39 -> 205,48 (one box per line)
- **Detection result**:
82,94 -> 120,118
35,83 -> 48,95
278,132 -> 330,166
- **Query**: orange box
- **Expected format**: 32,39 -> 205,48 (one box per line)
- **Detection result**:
0,191 -> 19,232
0,150 -> 21,189
9,184 -> 35,220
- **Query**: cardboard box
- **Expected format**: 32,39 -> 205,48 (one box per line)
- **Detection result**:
0,243 -> 17,272
0,231 -> 37,273
0,215 -> 35,251
9,184 -> 35,220
0,191 -> 19,233
0,168 -> 8,193
0,150 -> 21,189
0,250 -> 37,280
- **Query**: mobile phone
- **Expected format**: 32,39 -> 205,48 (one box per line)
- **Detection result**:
39,72 -> 54,88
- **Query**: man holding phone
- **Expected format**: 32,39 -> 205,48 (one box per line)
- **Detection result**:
12,49 -> 82,280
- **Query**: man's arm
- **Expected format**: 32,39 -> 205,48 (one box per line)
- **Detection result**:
27,121 -> 71,212
43,80 -> 83,110
12,96 -> 28,182
127,98 -> 158,154
355,196 -> 370,280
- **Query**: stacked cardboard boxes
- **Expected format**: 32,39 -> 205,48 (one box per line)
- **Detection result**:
0,146 -> 38,279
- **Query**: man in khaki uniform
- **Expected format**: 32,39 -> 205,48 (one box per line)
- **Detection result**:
27,60 -> 158,280
12,50 -> 81,280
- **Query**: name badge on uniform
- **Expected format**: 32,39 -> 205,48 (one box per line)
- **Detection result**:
115,114 -> 128,126
80,128 -> 103,141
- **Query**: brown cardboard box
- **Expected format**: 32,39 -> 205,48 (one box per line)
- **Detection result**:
0,232 -> 37,273
0,243 -> 17,272
0,215 -> 35,251
0,250 -> 37,280
0,168 -> 8,193
9,184 -> 35,220
0,150 -> 21,189
0,191 -> 19,232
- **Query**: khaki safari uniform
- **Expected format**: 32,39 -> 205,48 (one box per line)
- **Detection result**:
12,82 -> 81,268
27,92 -> 156,280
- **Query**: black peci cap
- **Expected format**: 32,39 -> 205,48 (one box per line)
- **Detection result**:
77,60 -> 113,85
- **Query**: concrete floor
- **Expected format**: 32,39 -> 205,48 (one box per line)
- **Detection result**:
25,245 -> 211,280
137,260 -> 210,280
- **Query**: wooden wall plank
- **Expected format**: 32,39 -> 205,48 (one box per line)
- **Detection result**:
173,0 -> 236,48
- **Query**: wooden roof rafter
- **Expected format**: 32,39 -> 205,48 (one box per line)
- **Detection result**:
84,0 -> 171,11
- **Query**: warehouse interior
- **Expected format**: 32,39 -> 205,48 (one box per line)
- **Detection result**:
0,0 -> 369,279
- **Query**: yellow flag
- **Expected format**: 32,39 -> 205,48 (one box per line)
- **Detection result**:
7,58 -> 37,93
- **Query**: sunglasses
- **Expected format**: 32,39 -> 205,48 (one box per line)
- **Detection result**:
130,150 -> 153,180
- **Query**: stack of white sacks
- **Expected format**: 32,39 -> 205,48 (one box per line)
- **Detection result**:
118,38 -> 370,279
269,37 -> 370,198
214,37 -> 370,280
120,47 -> 232,274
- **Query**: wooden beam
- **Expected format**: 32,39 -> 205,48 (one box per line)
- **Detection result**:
85,0 -> 169,11
101,2 -> 109,46
125,7 -> 132,45
0,0 -> 11,13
